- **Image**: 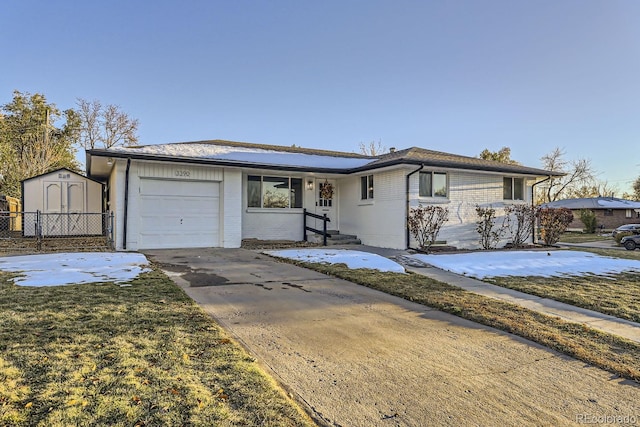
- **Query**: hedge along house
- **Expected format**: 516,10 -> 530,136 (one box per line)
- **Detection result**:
85,140 -> 560,251
21,168 -> 104,236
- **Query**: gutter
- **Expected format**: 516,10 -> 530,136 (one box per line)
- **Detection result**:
406,164 -> 424,250
531,175 -> 552,244
123,158 -> 131,250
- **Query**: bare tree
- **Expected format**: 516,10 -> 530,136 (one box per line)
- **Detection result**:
76,99 -> 102,150
539,147 -> 595,203
567,181 -> 618,199
359,140 -> 387,156
75,98 -> 139,149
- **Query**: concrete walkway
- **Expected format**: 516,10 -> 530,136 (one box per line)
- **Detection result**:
333,244 -> 640,343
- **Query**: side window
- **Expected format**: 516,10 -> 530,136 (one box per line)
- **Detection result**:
504,177 -> 524,200
361,175 -> 374,200
420,172 -> 447,198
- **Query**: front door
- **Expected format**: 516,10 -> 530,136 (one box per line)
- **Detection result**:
315,179 -> 337,231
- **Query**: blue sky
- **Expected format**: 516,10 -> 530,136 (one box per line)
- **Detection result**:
2,1 -> 639,193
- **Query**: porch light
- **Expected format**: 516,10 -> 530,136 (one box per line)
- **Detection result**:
306,179 -> 314,191
107,157 -> 114,166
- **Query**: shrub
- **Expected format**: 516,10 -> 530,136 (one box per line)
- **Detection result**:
408,204 -> 449,252
504,204 -> 538,248
476,205 -> 507,249
537,208 -> 574,245
580,209 -> 597,234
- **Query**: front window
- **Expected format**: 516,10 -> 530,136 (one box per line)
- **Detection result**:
503,177 -> 524,200
361,175 -> 374,200
419,172 -> 447,197
247,175 -> 303,208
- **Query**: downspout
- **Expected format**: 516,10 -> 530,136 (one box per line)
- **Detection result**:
123,158 -> 131,250
406,164 -> 424,249
531,175 -> 551,245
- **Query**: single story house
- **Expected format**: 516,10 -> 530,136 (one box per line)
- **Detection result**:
541,197 -> 640,231
85,140 -> 560,251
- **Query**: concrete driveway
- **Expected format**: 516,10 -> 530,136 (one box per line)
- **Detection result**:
146,248 -> 640,427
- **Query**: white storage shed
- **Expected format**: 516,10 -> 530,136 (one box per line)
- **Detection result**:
21,168 -> 104,236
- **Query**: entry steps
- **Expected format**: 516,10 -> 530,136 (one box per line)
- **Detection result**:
309,230 -> 362,245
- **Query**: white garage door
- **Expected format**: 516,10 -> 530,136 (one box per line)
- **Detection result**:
139,179 -> 220,249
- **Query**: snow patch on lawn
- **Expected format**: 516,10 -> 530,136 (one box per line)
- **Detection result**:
264,249 -> 405,273
0,252 -> 151,287
411,250 -> 640,279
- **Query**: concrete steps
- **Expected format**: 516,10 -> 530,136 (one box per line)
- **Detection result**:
311,230 -> 361,245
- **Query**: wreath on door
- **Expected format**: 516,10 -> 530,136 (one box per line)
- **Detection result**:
320,180 -> 334,199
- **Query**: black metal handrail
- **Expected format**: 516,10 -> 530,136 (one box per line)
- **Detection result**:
303,208 -> 331,246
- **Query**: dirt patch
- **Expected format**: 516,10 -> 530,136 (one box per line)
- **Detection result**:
0,236 -> 111,256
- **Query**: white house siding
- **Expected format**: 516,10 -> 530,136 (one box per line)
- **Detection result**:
222,169 -> 242,247
339,168 -> 408,249
409,171 -> 535,249
113,160 -> 232,250
241,173 -> 312,241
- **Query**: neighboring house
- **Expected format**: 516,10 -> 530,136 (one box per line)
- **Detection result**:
21,168 -> 104,236
541,197 -> 640,231
85,140 -> 560,251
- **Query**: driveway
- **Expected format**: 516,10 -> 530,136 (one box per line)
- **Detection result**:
146,248 -> 640,427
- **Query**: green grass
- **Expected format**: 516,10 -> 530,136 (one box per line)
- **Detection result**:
0,267 -> 314,427
279,259 -> 640,383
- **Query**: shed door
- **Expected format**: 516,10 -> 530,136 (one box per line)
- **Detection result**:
43,181 -> 87,235
138,179 -> 220,249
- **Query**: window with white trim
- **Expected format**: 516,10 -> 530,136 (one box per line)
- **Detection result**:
361,175 -> 374,200
419,171 -> 447,197
503,177 -> 524,200
626,209 -> 632,218
248,175 -> 303,208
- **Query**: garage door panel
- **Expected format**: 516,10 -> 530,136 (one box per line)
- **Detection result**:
138,179 -> 220,249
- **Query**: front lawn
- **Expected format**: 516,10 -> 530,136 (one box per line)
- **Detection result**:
0,267 -> 313,427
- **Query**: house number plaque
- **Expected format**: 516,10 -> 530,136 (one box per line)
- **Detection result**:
175,170 -> 191,177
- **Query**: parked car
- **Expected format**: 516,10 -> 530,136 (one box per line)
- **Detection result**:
621,234 -> 640,251
611,224 -> 640,238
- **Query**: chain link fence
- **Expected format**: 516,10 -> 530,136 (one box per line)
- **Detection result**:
0,211 -> 114,255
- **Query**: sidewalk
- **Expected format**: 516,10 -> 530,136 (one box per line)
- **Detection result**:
333,244 -> 640,343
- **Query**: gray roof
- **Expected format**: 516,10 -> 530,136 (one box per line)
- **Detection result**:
542,197 -> 640,210
87,139 -> 560,177
352,146 -> 562,176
